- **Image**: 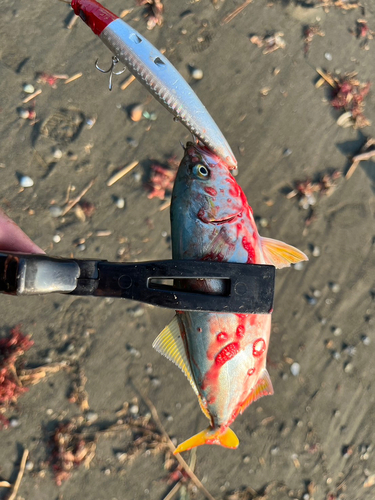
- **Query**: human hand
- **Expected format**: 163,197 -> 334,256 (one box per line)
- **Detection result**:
0,208 -> 44,254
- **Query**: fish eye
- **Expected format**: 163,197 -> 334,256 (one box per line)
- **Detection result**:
192,163 -> 210,179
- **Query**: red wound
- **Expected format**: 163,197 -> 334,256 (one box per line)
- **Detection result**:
253,338 -> 266,357
217,332 -> 228,342
71,0 -> 118,36
236,325 -> 245,339
215,342 -> 240,367
242,235 -> 256,264
247,368 -> 255,376
204,187 -> 217,197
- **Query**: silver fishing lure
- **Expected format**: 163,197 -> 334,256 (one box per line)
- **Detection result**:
70,0 -> 237,169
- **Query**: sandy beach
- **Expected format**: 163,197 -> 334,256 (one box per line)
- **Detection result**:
1,0 -> 375,499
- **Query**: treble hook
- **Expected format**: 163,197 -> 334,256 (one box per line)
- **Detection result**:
95,56 -> 126,91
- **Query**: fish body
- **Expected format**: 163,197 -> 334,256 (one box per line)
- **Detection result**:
153,142 -> 307,453
70,0 -> 237,168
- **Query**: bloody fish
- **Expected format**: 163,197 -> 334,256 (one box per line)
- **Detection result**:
153,142 -> 307,453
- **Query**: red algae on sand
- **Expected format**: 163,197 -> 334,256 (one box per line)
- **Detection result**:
0,326 -> 33,427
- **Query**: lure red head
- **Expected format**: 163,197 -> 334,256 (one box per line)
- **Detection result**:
71,0 -> 118,35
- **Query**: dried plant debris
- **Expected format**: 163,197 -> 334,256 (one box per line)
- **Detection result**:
316,0 -> 361,10
137,0 -> 163,30
346,137 -> 375,179
146,157 -> 179,200
68,367 -> 89,412
225,481 -> 295,500
286,171 -> 342,225
250,32 -> 286,54
303,24 -> 325,55
49,419 -> 96,486
0,327 -> 33,426
316,69 -> 371,129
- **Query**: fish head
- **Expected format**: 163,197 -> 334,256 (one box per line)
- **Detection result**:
172,142 -> 244,224
171,142 -> 249,260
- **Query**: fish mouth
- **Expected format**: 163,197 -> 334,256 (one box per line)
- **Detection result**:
208,214 -> 239,225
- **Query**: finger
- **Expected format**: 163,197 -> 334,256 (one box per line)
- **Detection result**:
0,208 -> 44,254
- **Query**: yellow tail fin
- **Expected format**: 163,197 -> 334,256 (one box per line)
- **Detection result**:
174,426 -> 239,454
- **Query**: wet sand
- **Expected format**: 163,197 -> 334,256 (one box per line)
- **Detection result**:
1,0 -> 375,499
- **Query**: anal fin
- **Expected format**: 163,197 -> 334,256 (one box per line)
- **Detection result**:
239,369 -> 274,414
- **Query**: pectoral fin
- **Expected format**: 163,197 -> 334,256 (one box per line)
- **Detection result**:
174,426 -> 239,454
261,236 -> 308,269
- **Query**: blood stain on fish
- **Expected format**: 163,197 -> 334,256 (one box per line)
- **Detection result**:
215,342 -> 240,367
204,187 -> 217,197
247,368 -> 255,376
242,235 -> 256,263
236,325 -> 245,339
217,332 -> 228,342
253,338 -> 266,357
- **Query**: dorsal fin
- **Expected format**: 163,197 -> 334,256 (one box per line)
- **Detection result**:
239,369 -> 274,414
261,236 -> 308,269
152,316 -> 199,398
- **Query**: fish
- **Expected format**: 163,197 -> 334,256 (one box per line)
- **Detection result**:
153,141 -> 308,453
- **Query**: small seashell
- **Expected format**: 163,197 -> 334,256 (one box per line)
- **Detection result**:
290,362 -> 300,376
115,197 -> 125,209
19,175 -> 34,188
337,111 -> 353,128
9,418 -> 20,428
129,404 -> 139,415
52,147 -> 63,159
49,205 -> 63,217
324,52 -> 332,61
23,83 -> 35,94
293,262 -> 304,271
130,104 -> 143,122
361,335 -> 370,346
330,282 -> 340,293
25,461 -> 34,471
86,411 -> 98,423
191,68 -> 203,80
86,116 -> 97,129
53,234 -> 61,243
312,245 -> 320,257
18,108 -> 30,119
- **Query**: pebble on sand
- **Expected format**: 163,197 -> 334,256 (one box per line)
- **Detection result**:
19,175 -> 34,188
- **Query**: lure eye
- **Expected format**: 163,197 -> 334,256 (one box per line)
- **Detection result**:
193,163 -> 210,179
